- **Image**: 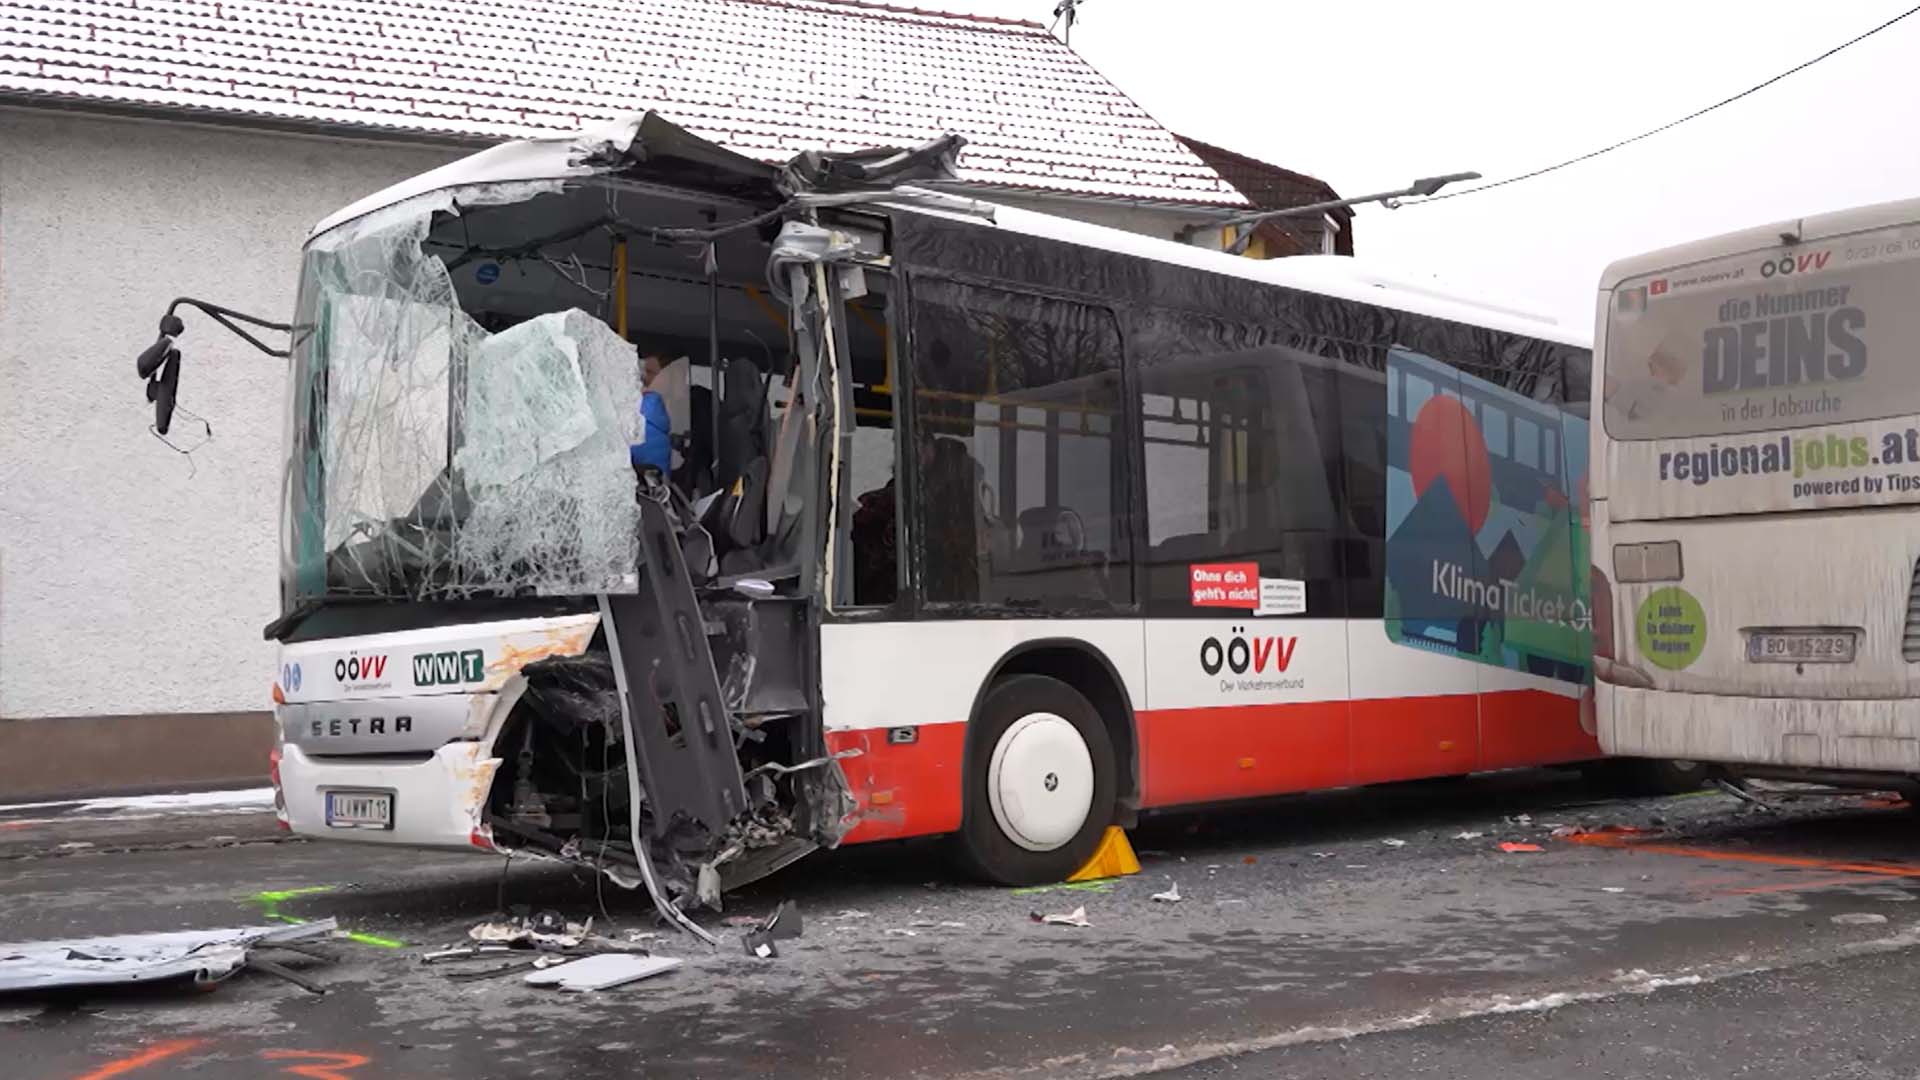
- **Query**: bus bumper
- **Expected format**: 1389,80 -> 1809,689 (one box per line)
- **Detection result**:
1601,685 -> 1920,775
277,741 -> 504,851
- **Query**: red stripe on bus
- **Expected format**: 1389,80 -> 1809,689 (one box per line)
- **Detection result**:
1350,694 -> 1480,784
828,723 -> 968,844
829,690 -> 1596,844
1478,688 -> 1600,768
1138,701 -> 1351,807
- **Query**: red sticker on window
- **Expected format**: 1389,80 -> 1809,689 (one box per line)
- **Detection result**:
1190,562 -> 1259,608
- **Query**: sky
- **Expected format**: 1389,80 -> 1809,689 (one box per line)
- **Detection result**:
936,0 -> 1920,333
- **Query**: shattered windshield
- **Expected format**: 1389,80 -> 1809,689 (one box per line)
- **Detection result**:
280,194 -> 642,608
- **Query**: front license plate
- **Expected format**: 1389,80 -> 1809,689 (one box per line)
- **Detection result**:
324,789 -> 394,830
1747,630 -> 1856,664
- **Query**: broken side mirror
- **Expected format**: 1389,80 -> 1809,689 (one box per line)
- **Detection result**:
131,300 -> 300,445
136,313 -> 187,434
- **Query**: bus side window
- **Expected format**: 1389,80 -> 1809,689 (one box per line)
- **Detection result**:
1133,313 -> 1342,617
844,274 -> 900,608
905,280 -> 1129,610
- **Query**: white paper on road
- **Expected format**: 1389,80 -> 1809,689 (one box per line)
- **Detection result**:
0,920 -> 336,992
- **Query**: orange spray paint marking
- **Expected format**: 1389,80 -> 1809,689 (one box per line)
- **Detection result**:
1564,830 -> 1920,879
73,1038 -> 205,1080
1722,875 -> 1874,896
262,1050 -> 372,1080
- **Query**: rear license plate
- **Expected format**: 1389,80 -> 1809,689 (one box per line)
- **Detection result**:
324,789 -> 394,830
1747,630 -> 1856,664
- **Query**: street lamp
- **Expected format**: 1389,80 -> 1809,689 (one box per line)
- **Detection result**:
1180,171 -> 1481,256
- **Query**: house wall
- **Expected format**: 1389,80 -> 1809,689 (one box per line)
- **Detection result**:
0,108 -> 459,797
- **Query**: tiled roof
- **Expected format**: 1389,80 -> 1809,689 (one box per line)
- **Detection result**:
1178,134 -> 1354,256
0,0 -> 1248,204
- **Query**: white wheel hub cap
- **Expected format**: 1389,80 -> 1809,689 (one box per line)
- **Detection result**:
987,712 -> 1094,852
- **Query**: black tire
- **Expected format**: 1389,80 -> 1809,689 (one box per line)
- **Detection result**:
1584,757 -> 1710,795
955,674 -> 1118,886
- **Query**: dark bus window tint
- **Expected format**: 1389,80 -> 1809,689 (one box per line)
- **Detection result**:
1134,313 -> 1342,617
907,280 -> 1130,610
843,276 -> 900,608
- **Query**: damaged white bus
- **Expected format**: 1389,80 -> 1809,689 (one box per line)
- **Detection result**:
135,113 -> 1610,926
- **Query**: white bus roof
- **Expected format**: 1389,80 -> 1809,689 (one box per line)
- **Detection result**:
1599,195 -> 1920,290
898,196 -> 1586,348
309,115 -> 1586,352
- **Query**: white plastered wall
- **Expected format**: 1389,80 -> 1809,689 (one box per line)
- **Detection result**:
0,108 -> 459,717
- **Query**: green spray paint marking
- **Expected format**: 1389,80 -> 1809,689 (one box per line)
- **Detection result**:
1009,880 -> 1115,896
246,885 -> 404,949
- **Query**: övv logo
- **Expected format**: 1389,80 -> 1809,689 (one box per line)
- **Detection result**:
334,653 -> 389,685
1198,626 -> 1298,677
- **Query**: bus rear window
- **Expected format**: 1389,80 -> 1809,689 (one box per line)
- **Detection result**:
1604,223 -> 1920,440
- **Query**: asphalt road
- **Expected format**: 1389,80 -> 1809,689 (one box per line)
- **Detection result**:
7,772 -> 1920,1079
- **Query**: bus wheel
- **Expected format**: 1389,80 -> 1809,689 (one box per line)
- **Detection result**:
957,674 -> 1117,886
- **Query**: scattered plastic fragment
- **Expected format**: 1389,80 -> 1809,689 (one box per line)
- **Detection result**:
1151,883 -> 1182,903
1311,852 -> 1336,859
1510,814 -> 1533,826
1601,887 -> 1626,894
1451,832 -> 1484,840
937,921 -> 967,929
1498,842 -> 1544,854
0,921 -> 337,994
883,928 -> 919,938
525,953 -> 682,990
743,931 -> 778,959
1381,838 -> 1406,848
1032,906 -> 1092,928
1832,912 -> 1889,926
1549,825 -> 1581,838
1242,855 -> 1257,865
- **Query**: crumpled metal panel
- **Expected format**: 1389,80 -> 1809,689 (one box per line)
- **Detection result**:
0,0 -> 1245,205
0,920 -> 336,992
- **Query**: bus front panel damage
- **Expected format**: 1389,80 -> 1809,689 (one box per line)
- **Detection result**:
248,112 -> 971,929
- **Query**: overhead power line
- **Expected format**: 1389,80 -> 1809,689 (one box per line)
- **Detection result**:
1409,2 -> 1920,206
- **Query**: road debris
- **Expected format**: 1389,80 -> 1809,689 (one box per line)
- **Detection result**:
1451,832 -> 1484,840
1601,887 -> 1627,894
1498,842 -> 1544,854
1381,838 -> 1407,848
1312,852 -> 1336,858
742,901 -> 803,959
0,920 -> 337,995
884,928 -> 919,938
1032,906 -> 1092,928
468,910 -> 591,950
525,953 -> 683,991
1832,913 -> 1889,926
1713,778 -> 1779,812
1151,883 -> 1182,903
832,909 -> 872,920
